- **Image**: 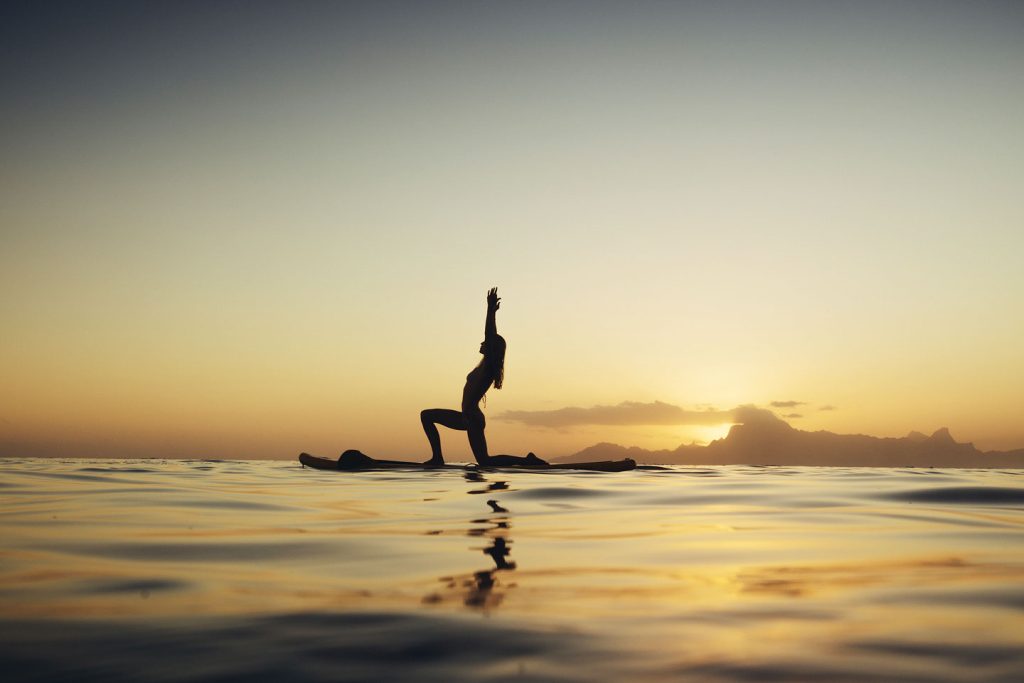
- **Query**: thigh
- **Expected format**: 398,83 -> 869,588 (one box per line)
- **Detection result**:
422,408 -> 468,431
464,406 -> 486,431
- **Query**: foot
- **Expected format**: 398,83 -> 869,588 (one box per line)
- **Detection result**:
423,458 -> 445,467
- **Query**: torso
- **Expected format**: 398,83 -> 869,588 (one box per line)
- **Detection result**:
462,364 -> 492,410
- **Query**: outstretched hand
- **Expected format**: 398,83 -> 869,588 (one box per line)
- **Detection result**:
487,287 -> 501,311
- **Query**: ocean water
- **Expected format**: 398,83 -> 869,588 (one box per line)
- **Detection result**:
2,459 -> 1023,682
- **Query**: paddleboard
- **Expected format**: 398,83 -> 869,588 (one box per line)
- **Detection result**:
298,452 -> 636,472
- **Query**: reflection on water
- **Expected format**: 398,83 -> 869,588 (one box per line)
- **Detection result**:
425,473 -> 518,610
1,458 -> 1023,682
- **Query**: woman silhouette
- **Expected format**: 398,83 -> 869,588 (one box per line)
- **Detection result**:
421,288 -> 546,467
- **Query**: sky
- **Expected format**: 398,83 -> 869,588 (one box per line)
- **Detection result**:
2,1 -> 1022,460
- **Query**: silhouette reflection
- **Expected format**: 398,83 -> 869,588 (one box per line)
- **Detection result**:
422,472 -> 518,611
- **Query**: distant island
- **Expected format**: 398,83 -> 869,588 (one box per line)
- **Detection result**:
555,407 -> 1024,468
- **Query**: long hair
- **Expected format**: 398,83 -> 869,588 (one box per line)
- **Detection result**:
484,335 -> 506,390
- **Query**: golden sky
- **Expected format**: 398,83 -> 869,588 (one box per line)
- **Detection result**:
2,2 -> 1022,458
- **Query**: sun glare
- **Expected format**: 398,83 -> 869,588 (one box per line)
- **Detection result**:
689,424 -> 734,446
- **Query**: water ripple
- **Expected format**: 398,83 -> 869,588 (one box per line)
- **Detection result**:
1,458 -> 1022,682
880,486 -> 1024,505
54,540 -> 343,562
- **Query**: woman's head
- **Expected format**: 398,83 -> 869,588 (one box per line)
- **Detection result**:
480,335 -> 506,389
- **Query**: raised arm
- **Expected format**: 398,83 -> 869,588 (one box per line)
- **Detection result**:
485,287 -> 500,341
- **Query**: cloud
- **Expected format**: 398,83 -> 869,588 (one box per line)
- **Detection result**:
498,401 -> 735,429
770,400 -> 806,408
733,405 -> 787,425
819,405 -> 838,411
782,413 -> 803,419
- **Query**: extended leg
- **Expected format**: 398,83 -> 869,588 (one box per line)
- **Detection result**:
467,423 -> 490,464
462,407 -> 546,467
464,407 -> 491,465
420,408 -> 467,464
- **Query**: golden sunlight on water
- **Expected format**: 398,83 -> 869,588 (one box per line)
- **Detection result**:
1,459 -> 1023,681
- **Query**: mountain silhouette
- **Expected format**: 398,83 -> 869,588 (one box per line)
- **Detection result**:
556,408 -> 1024,468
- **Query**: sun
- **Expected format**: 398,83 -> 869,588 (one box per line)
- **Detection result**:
688,423 -> 734,445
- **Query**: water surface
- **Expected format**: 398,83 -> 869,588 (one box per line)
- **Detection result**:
2,459 -> 1023,681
